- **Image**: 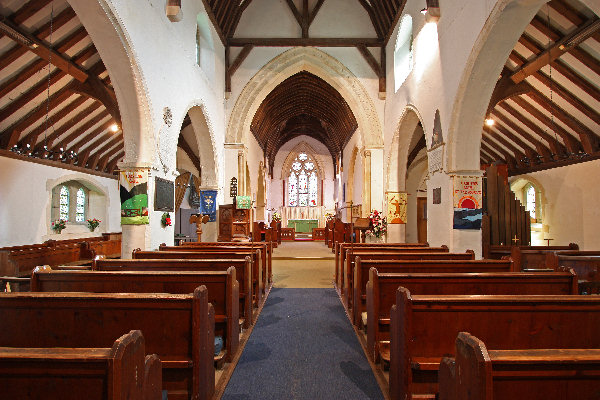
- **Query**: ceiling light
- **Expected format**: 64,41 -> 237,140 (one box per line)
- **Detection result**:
485,118 -> 495,126
110,124 -> 119,133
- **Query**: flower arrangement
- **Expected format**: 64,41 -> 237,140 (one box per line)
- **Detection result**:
161,212 -> 172,228
272,212 -> 281,222
325,212 -> 335,221
366,210 -> 387,238
51,219 -> 67,234
86,218 -> 101,232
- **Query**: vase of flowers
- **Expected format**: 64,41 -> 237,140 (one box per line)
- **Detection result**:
272,212 -> 281,223
366,209 -> 387,242
161,212 -> 172,228
51,219 -> 67,234
87,218 -> 101,232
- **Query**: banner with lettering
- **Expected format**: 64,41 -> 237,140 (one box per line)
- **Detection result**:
120,168 -> 149,225
200,190 -> 217,222
386,192 -> 407,224
453,175 -> 483,230
236,195 -> 252,209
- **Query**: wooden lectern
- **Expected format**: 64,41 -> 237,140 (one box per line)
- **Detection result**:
189,214 -> 210,242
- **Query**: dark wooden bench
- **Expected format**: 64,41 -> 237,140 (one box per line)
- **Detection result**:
0,288 -> 215,400
144,248 -> 264,301
348,250 -> 474,313
439,332 -> 600,400
93,257 -> 254,329
366,267 -> 578,363
164,241 -> 272,287
388,289 -> 600,400
335,242 -> 430,289
31,266 -> 240,363
546,251 -> 600,294
484,243 -> 578,260
0,330 -> 162,400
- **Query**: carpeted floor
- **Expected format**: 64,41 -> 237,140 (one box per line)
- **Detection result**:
271,242 -> 335,288
222,288 -> 384,400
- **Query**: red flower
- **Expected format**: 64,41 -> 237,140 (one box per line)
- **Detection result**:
165,218 -> 172,226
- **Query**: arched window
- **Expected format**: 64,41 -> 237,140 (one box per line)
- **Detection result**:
524,183 -> 539,223
394,15 -> 413,92
288,153 -> 319,207
75,188 -> 86,222
59,186 -> 69,221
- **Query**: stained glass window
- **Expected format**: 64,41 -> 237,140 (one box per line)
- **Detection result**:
76,188 -> 85,222
288,152 -> 319,207
525,184 -> 536,220
59,186 -> 69,221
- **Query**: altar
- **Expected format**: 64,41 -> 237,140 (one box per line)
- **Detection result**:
287,219 -> 319,233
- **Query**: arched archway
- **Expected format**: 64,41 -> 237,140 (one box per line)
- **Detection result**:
227,47 -> 382,150
186,105 -> 218,188
447,0 -> 548,171
68,0 -> 155,165
346,146 -> 363,220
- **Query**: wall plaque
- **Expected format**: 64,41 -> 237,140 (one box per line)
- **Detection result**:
154,177 -> 175,211
433,187 -> 441,204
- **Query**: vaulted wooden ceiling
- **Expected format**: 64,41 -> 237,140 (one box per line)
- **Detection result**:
0,0 -> 124,176
482,0 -> 600,176
250,71 -> 357,173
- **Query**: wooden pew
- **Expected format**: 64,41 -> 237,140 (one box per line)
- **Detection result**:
31,266 -> 240,363
335,242 -> 429,288
388,289 -> 600,400
93,257 -> 254,329
137,247 -> 264,302
366,268 -> 578,363
546,251 -> 600,294
484,243 -> 578,260
165,241 -> 272,287
342,247 -> 456,307
350,251 -> 476,321
0,288 -> 215,400
0,330 -> 162,400
439,332 -> 600,400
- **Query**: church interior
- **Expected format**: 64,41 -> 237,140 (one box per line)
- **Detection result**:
1,0 -> 599,398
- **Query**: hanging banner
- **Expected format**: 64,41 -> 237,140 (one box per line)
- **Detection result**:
386,192 -> 407,224
236,195 -> 252,209
200,190 -> 217,222
453,175 -> 483,230
120,168 -> 149,225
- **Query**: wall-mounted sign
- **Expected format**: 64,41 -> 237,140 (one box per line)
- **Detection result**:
453,176 -> 483,230
120,168 -> 149,225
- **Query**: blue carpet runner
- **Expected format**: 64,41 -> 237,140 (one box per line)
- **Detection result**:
222,288 -> 384,399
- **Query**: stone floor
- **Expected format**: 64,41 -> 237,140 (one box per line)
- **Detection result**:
271,241 -> 335,288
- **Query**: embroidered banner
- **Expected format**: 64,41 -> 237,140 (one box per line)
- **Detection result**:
200,190 -> 217,222
453,175 -> 483,230
236,195 -> 252,209
120,168 -> 149,225
386,192 -> 407,224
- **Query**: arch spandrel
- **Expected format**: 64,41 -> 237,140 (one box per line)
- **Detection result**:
227,47 -> 383,150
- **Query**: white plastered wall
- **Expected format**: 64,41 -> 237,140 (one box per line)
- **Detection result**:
0,157 -> 120,247
509,160 -> 600,250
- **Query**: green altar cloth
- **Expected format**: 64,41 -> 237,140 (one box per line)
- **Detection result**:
287,219 -> 318,233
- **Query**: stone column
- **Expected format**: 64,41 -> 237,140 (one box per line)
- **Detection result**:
363,149 -> 371,216
238,150 -> 245,197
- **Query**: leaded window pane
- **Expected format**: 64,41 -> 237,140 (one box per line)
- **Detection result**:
298,153 -> 308,161
292,162 -> 302,171
309,172 -> 318,207
298,170 -> 308,192
76,188 -> 85,222
59,186 -> 69,221
526,185 -> 536,220
298,193 -> 308,207
288,173 -> 298,207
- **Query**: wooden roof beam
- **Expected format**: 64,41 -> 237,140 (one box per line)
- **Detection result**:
491,110 -> 552,163
228,37 -> 382,47
178,134 -> 201,173
357,0 -> 384,38
200,0 -> 227,45
107,151 -> 125,174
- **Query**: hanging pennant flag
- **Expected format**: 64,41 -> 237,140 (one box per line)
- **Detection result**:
200,190 -> 217,222
236,195 -> 252,209
453,175 -> 483,230
386,192 -> 407,224
120,168 -> 149,225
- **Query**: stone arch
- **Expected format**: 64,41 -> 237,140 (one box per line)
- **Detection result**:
227,47 -> 382,149
346,146 -> 364,218
447,0 -> 548,171
385,105 -> 425,193
182,104 -> 218,188
510,175 -> 548,245
68,0 -> 155,165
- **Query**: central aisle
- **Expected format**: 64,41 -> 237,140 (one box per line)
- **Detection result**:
222,287 -> 384,399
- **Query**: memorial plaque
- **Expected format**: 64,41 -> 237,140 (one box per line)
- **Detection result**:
433,187 -> 441,204
154,177 -> 175,211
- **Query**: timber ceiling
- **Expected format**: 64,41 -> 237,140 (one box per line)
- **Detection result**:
482,0 -> 600,176
250,71 -> 358,173
0,0 -> 124,176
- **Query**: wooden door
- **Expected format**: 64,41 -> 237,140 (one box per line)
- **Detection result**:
417,197 -> 427,243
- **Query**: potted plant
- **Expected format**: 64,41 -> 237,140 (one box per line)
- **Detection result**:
51,219 -> 67,234
86,218 -> 101,232
366,210 -> 387,242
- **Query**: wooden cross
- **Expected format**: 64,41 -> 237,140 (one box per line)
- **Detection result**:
512,235 -> 520,245
189,214 -> 210,242
544,238 -> 554,246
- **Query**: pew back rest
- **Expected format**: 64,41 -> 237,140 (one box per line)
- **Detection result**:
0,243 -> 82,277
546,252 -> 600,282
